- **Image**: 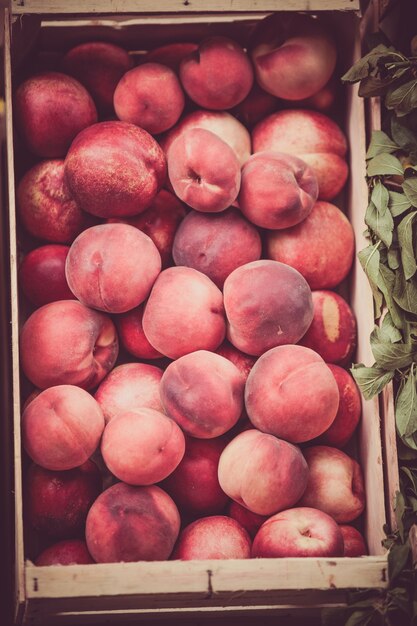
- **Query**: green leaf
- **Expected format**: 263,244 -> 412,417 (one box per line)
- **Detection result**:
397,437 -> 417,460
385,79 -> 417,116
400,466 -> 417,493
365,200 -> 394,248
403,178 -> 417,207
391,114 -> 417,158
358,244 -> 383,318
388,247 -> 401,269
396,366 -> 417,438
394,491 -> 406,542
366,130 -> 400,159
341,44 -> 398,83
401,432 -> 417,451
344,610 -> 374,626
379,263 -> 406,328
351,363 -> 394,399
367,153 -> 404,177
393,272 -> 417,315
381,312 -> 403,342
397,211 -> 417,279
389,190 -> 412,217
371,180 -> 390,214
372,340 -> 417,370
388,542 -> 410,582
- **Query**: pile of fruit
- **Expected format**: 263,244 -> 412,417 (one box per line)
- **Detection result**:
15,13 -> 367,565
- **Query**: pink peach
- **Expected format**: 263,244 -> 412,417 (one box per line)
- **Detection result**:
172,516 -> 251,560
115,304 -> 163,360
340,525 -> 368,556
35,540 -> 95,566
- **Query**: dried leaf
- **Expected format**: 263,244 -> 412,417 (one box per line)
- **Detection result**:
389,190 -> 412,217
397,211 -> 417,279
367,153 -> 404,176
366,130 -> 400,159
351,363 -> 394,400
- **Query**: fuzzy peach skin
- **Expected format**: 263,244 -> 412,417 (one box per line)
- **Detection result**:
252,506 -> 344,558
25,460 -> 102,538
252,110 -> 348,200
339,525 -> 368,556
250,13 -> 336,101
299,291 -> 357,365
315,365 -> 361,448
101,408 -> 185,485
115,304 -> 163,360
233,83 -> 279,129
223,260 -> 314,356
179,36 -> 253,110
65,223 -> 161,313
85,483 -> 180,562
19,245 -> 73,307
171,515 -> 251,560
64,121 -> 167,218
298,446 -> 366,523
35,540 -> 95,566
20,300 -> 118,390
238,152 -> 318,229
143,42 -> 198,71
160,109 -> 251,167
245,345 -> 339,443
94,362 -> 164,423
14,72 -> 97,157
172,208 -> 262,288
17,160 -> 91,244
114,63 -> 185,134
107,189 -> 186,268
161,434 -> 230,516
160,350 -> 245,439
218,429 -> 308,516
142,266 -> 226,359
167,128 -> 241,213
22,385 -> 105,471
215,341 -> 257,382
266,202 -> 355,290
227,501 -> 268,539
62,41 -> 133,113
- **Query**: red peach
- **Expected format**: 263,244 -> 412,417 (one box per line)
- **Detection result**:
64,121 -> 167,218
215,341 -> 257,382
22,385 -> 105,470
25,460 -> 102,538
65,223 -> 161,313
299,291 -> 357,365
85,483 -> 180,562
35,540 -> 95,566
227,501 -> 268,539
115,304 -> 163,360
142,266 -> 226,359
143,42 -> 199,71
223,260 -> 314,356
17,160 -> 90,244
340,525 -> 368,556
94,362 -> 164,423
160,350 -> 244,439
172,208 -> 262,288
233,83 -> 279,128
20,300 -> 118,390
266,201 -> 355,289
14,72 -> 97,157
245,345 -> 340,443
172,516 -> 251,560
180,36 -> 253,110
19,245 -> 73,307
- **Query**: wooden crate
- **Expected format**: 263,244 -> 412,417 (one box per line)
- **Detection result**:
2,1 -> 396,624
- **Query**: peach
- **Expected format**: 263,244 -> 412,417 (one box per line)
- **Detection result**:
215,341 -> 257,382
25,460 -> 102,539
160,350 -> 244,438
20,300 -> 118,390
218,429 -> 308,516
115,304 -> 163,360
340,525 -> 368,556
35,540 -> 95,566
223,260 -> 314,356
114,63 -> 185,134
171,516 -> 251,560
179,36 -> 253,110
250,14 -> 337,101
94,362 -> 164,423
19,245 -> 73,307
143,42 -> 199,71
266,201 -> 355,289
172,208 -> 262,288
17,160 -> 90,244
14,72 -> 97,157
106,189 -> 186,268
252,507 -> 344,558
315,365 -> 361,448
238,152 -> 318,229
85,483 -> 180,562
299,291 -> 357,365
101,409 -> 185,485
227,501 -> 268,539
252,110 -> 348,200
62,41 -> 133,113
160,109 -> 251,167
64,121 -> 167,218
298,77 -> 338,112
161,435 -> 230,516
142,266 -> 225,359
233,83 -> 279,128
245,345 -> 340,443
22,385 -> 105,471
167,128 -> 241,213
65,223 -> 161,313
298,446 -> 366,523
